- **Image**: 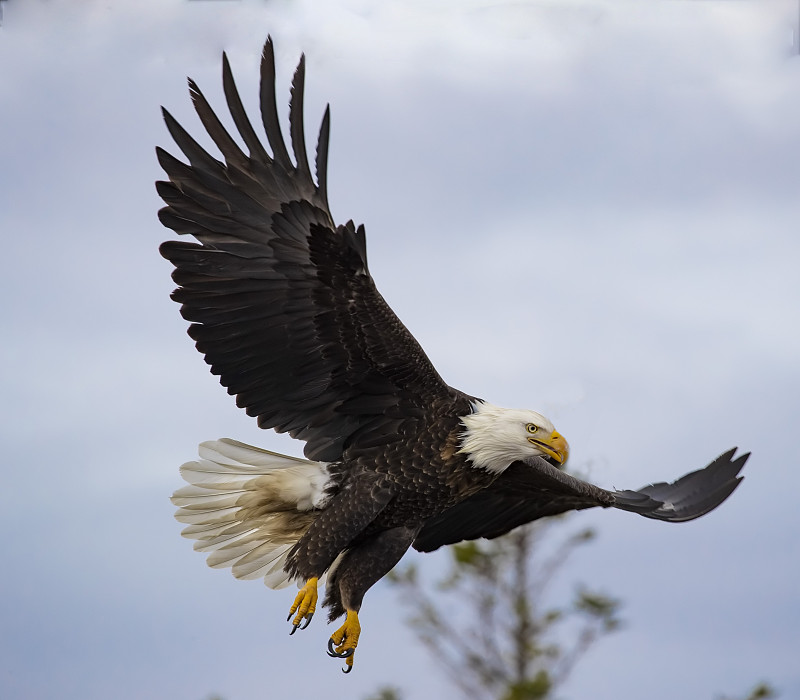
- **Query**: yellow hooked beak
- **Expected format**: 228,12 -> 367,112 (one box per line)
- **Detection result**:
528,429 -> 569,466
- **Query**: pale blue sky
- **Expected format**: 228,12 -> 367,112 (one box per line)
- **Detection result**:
1,1 -> 798,699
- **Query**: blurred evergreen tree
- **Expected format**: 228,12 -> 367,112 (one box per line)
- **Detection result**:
362,687 -> 403,700
363,515 -> 777,700
379,518 -> 621,700
718,682 -> 777,700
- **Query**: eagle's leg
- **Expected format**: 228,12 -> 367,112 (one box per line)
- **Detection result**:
324,525 -> 419,672
284,473 -> 396,637
287,577 -> 318,634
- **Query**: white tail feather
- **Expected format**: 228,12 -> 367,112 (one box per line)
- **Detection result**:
172,439 -> 330,590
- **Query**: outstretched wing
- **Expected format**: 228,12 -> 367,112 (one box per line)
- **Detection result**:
413,448 -> 748,552
157,38 -> 454,461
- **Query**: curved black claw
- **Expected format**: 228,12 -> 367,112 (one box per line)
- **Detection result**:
288,612 -> 313,635
327,637 -> 355,658
342,664 -> 353,674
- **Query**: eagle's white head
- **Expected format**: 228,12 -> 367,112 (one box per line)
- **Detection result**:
458,400 -> 569,474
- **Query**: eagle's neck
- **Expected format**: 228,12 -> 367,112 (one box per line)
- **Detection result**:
457,401 -> 522,475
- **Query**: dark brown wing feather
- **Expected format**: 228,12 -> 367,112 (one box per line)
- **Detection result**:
157,38 -> 453,461
413,448 -> 748,552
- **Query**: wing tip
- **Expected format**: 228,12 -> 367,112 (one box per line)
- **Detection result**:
187,77 -> 201,99
612,446 -> 750,523
289,50 -> 311,178
315,104 -> 331,207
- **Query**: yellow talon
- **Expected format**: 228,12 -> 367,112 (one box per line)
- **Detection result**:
287,577 -> 318,634
327,610 -> 361,672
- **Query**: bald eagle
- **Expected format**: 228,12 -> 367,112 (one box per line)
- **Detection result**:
158,38 -> 747,672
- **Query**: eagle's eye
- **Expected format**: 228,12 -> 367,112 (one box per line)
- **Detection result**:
525,423 -> 538,434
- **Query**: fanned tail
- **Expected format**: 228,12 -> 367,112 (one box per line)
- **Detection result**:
171,438 -> 330,589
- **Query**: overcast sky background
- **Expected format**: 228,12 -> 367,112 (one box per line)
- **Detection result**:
2,1 -> 799,699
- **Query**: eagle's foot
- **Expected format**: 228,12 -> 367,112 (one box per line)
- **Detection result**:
326,610 -> 361,673
287,577 -> 318,635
